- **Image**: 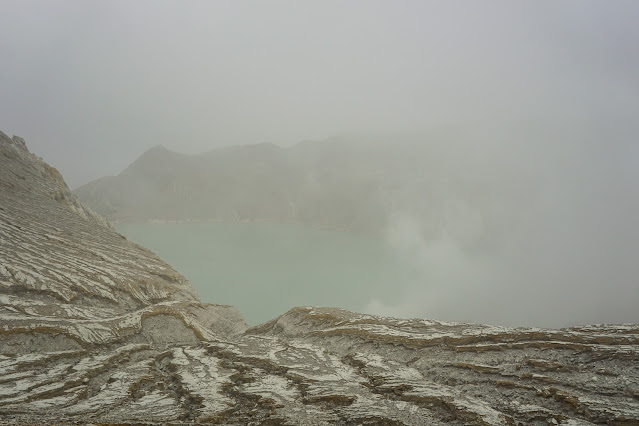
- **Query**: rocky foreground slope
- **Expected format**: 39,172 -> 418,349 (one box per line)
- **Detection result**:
1,132 -> 638,425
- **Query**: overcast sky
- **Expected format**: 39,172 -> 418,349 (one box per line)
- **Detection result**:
1,0 -> 638,188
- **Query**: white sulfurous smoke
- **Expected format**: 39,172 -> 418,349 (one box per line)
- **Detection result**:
366,130 -> 639,328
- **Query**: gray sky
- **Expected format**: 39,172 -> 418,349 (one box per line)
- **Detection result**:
1,0 -> 638,188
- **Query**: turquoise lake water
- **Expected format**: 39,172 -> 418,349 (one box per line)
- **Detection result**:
117,222 -> 415,325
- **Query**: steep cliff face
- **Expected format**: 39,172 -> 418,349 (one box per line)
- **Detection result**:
0,131 -> 110,228
1,133 -> 638,424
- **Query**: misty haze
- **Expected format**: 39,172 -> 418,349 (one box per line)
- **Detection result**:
2,1 -> 639,424
80,129 -> 638,328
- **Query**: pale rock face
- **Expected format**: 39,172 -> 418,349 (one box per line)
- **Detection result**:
1,133 -> 638,425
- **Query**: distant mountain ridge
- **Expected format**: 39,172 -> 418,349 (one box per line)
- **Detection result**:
74,132 -> 513,240
76,138 -> 379,231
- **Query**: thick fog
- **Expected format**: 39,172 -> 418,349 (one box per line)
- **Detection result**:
1,1 -> 638,327
371,128 -> 639,327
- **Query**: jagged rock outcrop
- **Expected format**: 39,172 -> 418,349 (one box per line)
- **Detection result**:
1,133 -> 638,425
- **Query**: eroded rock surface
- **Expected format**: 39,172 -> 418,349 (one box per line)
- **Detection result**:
1,133 -> 638,425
